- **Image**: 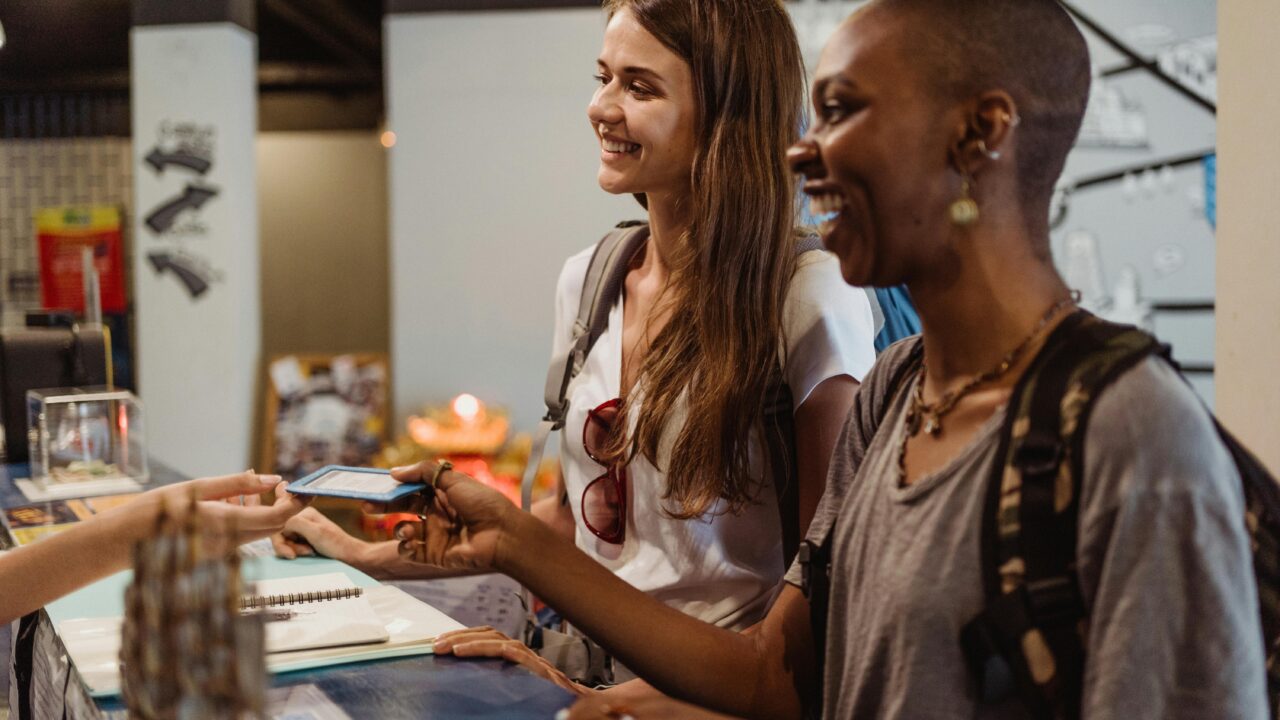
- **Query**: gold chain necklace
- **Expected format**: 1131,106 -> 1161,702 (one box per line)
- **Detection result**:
897,295 -> 1076,482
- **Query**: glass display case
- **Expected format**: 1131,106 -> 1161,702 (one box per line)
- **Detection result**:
26,387 -> 147,489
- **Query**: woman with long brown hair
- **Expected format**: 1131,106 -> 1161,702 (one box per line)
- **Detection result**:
274,0 -> 874,691
543,0 -> 872,629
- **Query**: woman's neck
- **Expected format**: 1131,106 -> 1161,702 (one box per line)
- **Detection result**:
639,191 -> 690,279
909,228 -> 1072,384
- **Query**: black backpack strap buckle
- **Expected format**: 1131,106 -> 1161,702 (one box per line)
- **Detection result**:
1014,433 -> 1063,480
1026,576 -> 1086,628
798,539 -> 831,603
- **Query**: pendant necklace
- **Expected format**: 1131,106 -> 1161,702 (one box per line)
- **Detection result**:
897,295 -> 1077,483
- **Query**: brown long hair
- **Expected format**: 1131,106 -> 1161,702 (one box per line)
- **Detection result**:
600,0 -> 807,518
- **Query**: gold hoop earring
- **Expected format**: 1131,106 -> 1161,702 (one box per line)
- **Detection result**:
950,174 -> 980,227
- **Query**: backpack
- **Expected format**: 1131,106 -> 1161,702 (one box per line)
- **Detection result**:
868,285 -> 921,353
801,310 -> 1280,718
519,220 -> 826,684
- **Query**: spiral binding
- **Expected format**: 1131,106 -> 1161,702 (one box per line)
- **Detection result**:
239,587 -> 363,610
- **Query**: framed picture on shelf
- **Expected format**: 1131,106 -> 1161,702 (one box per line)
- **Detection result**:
261,353 -> 390,481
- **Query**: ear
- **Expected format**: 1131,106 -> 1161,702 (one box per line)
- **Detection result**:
948,91 -> 1020,176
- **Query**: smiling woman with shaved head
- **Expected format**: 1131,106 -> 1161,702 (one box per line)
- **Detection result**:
347,2 -> 1269,719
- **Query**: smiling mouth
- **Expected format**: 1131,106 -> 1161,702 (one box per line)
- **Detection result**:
809,192 -> 848,237
602,138 -> 640,154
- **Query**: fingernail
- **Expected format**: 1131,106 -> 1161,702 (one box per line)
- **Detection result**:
555,710 -> 569,720
432,640 -> 449,652
260,474 -> 283,485
391,465 -> 408,474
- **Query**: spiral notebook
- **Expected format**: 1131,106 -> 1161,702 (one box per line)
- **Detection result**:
249,572 -> 390,653
55,569 -> 467,697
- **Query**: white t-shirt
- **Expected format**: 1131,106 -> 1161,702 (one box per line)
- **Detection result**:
551,245 -> 876,630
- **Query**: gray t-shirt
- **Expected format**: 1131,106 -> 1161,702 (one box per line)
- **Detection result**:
785,339 -> 1268,719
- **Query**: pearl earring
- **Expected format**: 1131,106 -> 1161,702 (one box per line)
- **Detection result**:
950,175 -> 980,227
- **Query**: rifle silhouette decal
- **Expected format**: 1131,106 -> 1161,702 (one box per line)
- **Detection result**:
145,147 -> 213,175
144,184 -> 219,234
147,253 -> 211,298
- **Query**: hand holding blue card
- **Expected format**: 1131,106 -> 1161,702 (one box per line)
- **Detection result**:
287,465 -> 428,503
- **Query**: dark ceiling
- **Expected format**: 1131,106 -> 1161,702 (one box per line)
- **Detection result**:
0,0 -> 385,132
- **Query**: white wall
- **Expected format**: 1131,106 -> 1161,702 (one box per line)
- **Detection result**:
386,8 -> 634,431
1218,1 -> 1280,473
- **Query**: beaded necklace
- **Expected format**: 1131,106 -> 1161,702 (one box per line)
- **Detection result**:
897,295 -> 1077,484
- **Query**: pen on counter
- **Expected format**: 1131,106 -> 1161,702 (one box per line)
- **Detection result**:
240,608 -> 296,622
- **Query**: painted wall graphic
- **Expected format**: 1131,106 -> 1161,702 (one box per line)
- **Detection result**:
36,205 -> 127,314
140,121 -> 222,299
1078,76 -> 1150,149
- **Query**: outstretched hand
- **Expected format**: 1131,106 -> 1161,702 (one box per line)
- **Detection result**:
270,506 -> 369,561
113,471 -> 310,548
433,626 -> 587,696
365,460 -> 520,572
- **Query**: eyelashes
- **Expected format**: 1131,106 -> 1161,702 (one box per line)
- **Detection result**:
593,74 -> 656,99
817,99 -> 865,123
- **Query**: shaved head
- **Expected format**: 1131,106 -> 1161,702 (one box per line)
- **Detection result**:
868,0 -> 1091,216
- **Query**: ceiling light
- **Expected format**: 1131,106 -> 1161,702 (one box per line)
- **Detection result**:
0,18 -> 7,51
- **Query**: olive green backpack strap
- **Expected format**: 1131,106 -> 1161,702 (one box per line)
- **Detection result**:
961,311 -> 1164,718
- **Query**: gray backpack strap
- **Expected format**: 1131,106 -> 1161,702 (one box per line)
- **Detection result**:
518,221 -> 648,686
528,225 -> 814,511
795,232 -> 824,255
520,221 -> 650,514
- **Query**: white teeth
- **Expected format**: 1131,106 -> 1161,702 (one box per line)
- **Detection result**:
603,139 -> 640,153
809,193 -> 847,227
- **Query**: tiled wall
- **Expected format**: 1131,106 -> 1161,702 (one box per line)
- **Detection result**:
0,137 -> 133,327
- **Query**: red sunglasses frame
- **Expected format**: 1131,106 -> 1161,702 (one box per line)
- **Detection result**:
581,397 -> 627,544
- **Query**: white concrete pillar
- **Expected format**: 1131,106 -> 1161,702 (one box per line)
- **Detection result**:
130,0 -> 260,476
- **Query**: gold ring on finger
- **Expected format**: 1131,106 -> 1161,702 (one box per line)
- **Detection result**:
430,459 -> 453,490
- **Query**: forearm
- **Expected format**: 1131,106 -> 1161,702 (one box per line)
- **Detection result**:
498,515 -> 804,719
355,539 -> 488,581
0,507 -> 141,624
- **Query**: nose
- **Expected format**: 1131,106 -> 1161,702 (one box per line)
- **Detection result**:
587,83 -> 624,129
787,137 -> 825,180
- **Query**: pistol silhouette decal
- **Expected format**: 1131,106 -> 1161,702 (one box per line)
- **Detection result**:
147,253 -> 211,298
144,184 -> 219,234
144,147 -> 213,176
